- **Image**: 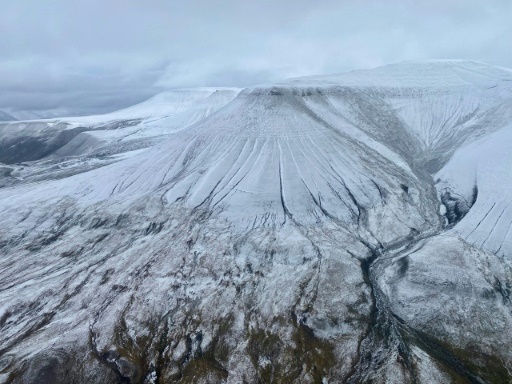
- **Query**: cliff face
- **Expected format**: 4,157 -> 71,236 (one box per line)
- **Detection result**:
0,61 -> 511,383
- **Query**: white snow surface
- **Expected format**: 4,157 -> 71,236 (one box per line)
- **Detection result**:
290,60 -> 512,88
0,87 -> 240,152
67,87 -> 240,125
0,61 -> 512,383
436,122 -> 512,257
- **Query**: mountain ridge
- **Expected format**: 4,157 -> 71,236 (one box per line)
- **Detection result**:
0,61 -> 511,383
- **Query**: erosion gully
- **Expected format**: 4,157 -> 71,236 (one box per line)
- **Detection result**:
346,227 -> 487,384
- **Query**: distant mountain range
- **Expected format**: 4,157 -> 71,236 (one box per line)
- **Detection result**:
0,107 -> 83,122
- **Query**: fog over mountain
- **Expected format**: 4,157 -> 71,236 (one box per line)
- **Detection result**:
1,1 -> 512,117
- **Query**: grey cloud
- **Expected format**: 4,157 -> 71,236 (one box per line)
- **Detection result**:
1,0 -> 511,117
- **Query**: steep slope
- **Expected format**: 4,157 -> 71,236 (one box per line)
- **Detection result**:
291,60 -> 512,171
436,122 -> 512,257
0,61 -> 511,384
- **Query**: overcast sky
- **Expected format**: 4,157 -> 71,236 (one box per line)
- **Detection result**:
1,0 -> 512,116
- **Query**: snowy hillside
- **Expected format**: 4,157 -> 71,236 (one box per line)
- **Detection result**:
0,61 -> 511,384
436,122 -> 512,257
0,88 -> 240,186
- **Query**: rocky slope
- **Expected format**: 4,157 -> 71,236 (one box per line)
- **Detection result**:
0,61 -> 511,383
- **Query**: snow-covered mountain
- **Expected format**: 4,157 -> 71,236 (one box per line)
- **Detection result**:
0,88 -> 240,183
0,61 -> 511,383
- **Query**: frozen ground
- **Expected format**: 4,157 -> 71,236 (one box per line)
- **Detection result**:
0,61 -> 511,383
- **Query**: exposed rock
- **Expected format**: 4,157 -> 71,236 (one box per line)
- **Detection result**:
1,61 -> 512,383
